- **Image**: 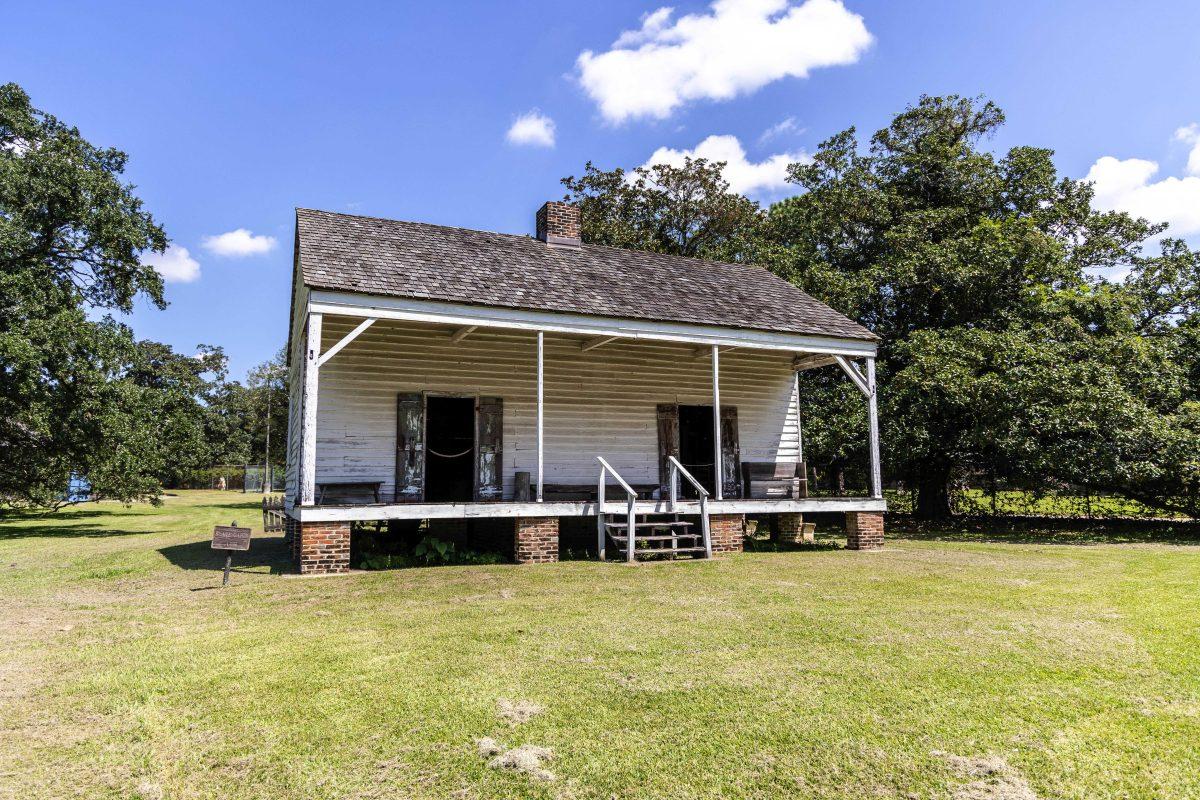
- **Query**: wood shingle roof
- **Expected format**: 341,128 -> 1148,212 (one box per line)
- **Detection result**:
296,207 -> 875,342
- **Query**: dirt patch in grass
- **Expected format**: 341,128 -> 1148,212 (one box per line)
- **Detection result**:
937,752 -> 1038,800
488,744 -> 555,782
497,698 -> 543,726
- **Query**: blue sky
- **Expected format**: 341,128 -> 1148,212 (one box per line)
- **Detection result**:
4,0 -> 1199,379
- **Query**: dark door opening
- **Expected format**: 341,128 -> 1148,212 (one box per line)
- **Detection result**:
425,396 -> 475,502
678,405 -> 716,497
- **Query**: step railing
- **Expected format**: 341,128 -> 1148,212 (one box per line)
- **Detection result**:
596,456 -> 638,563
668,455 -> 712,559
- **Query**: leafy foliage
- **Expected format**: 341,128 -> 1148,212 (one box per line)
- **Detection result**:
567,94 -> 1200,519
0,83 -> 286,507
766,95 -> 1200,518
561,158 -> 765,262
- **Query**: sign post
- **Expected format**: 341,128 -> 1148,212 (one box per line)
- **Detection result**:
211,521 -> 252,587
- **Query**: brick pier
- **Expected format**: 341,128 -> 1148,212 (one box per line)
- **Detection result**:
515,516 -> 559,563
709,514 -> 746,554
296,521 -> 352,574
845,511 -> 884,550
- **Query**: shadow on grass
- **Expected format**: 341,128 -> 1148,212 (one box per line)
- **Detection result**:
158,535 -> 292,575
0,509 -> 143,540
889,514 -> 1200,546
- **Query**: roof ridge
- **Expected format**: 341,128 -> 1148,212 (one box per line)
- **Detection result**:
297,206 -> 783,279
297,207 -> 532,243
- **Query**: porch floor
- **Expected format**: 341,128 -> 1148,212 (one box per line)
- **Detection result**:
289,497 -> 886,522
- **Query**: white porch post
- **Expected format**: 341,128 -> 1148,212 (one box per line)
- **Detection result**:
712,344 -> 723,500
536,330 -> 544,502
793,369 -> 804,464
866,356 -> 882,499
300,311 -> 322,506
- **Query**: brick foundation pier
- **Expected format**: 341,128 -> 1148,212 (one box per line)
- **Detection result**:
845,511 -> 884,550
776,512 -> 813,544
296,521 -> 352,574
515,516 -> 559,563
709,514 -> 745,554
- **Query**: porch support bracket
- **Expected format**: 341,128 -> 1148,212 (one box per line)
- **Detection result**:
317,317 -> 376,368
450,324 -> 477,343
834,355 -> 871,397
581,335 -> 617,352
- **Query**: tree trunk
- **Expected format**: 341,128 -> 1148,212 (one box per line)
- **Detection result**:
915,468 -> 952,520
828,462 -> 846,495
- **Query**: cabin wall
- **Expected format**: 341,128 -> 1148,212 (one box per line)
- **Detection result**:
283,284 -> 310,508
310,316 -> 802,501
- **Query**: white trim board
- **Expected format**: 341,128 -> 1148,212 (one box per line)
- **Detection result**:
306,290 -> 878,357
291,497 -> 888,522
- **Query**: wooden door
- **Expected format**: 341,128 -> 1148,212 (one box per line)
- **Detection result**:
656,403 -> 680,498
475,396 -> 503,501
395,393 -> 425,502
720,406 -> 741,499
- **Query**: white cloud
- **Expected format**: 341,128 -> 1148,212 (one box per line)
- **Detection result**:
505,110 -> 556,148
143,245 -> 200,283
576,0 -> 872,123
1085,126 -> 1200,239
759,115 -> 803,144
202,228 -> 278,257
641,134 -> 808,195
1174,123 -> 1200,176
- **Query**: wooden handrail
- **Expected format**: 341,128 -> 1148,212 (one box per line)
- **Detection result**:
595,456 -> 637,498
596,457 -> 638,563
667,455 -> 708,502
667,455 -> 712,559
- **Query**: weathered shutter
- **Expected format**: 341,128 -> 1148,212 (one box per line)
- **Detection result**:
656,404 -> 680,497
475,397 -> 503,501
395,393 -> 425,502
720,406 -> 741,499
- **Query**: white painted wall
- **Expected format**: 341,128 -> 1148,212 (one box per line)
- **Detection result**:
283,282 -> 309,508
298,315 -> 801,502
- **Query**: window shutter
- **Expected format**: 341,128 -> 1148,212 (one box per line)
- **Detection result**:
475,397 -> 503,500
395,393 -> 425,502
656,403 -> 680,498
720,406 -> 741,499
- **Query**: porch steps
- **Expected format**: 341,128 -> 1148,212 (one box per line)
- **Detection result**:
604,517 -> 706,560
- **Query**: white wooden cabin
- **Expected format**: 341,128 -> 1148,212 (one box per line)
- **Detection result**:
283,202 -> 885,573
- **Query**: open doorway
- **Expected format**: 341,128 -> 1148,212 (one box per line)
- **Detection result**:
678,404 -> 716,497
425,396 -> 475,502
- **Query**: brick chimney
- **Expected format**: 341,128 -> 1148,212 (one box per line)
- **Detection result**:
535,201 -> 581,249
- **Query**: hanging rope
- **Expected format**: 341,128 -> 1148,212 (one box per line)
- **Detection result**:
427,446 -> 473,459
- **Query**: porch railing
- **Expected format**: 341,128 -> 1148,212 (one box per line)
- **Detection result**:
262,494 -> 285,533
596,456 -> 638,563
667,455 -> 712,559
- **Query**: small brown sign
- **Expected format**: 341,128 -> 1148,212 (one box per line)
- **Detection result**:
211,525 -> 252,551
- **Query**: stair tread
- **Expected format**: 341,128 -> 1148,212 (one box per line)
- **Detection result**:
615,546 -> 708,554
605,521 -> 693,530
609,534 -> 701,542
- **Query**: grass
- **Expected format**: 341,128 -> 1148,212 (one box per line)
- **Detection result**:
2,491 -> 1199,799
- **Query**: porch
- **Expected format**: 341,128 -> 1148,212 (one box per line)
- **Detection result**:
285,291 -> 885,573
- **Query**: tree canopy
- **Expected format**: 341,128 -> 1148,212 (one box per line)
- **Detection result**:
0,83 -> 281,507
567,95 -> 1200,519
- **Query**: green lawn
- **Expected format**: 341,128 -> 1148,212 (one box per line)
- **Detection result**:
2,492 -> 1199,799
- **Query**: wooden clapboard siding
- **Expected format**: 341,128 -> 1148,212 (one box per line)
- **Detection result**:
283,281 -> 310,508
309,316 -> 803,501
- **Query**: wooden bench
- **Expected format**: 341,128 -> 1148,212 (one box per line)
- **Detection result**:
741,462 -> 808,499
315,480 -> 383,505
513,473 -> 658,501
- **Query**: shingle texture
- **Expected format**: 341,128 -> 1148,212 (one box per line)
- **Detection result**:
296,208 -> 875,342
